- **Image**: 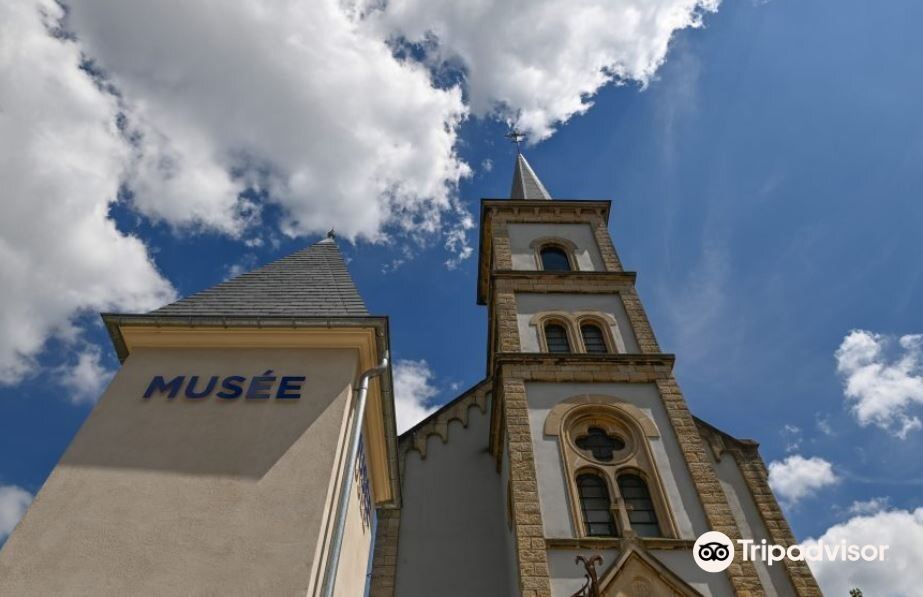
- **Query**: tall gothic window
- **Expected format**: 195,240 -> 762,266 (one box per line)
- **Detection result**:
576,473 -> 617,537
580,323 -> 608,354
544,323 -> 571,353
540,246 -> 571,271
618,474 -> 661,537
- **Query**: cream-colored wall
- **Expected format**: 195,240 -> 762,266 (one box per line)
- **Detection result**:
515,293 -> 639,353
331,438 -> 375,597
508,223 -> 604,271
0,346 -> 358,597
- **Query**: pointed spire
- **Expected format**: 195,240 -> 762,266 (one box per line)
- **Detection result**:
149,237 -> 367,317
509,153 -> 551,200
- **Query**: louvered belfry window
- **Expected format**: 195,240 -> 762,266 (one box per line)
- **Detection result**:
576,473 -> 617,537
544,323 -> 571,353
618,474 -> 661,537
540,246 -> 571,271
580,323 -> 608,354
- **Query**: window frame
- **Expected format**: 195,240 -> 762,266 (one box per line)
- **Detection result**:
575,469 -> 620,537
529,237 -> 580,272
532,312 -> 622,355
544,398 -> 677,540
536,316 -> 578,353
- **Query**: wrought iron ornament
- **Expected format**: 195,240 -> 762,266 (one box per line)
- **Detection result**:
569,554 -> 603,597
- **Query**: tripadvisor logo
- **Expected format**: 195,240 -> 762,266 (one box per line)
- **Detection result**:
693,530 -> 890,573
694,531 -> 735,573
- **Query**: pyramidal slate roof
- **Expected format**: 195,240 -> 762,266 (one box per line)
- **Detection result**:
509,153 -> 551,200
150,238 -> 368,318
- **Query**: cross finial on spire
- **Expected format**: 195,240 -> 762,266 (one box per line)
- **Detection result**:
505,129 -> 525,153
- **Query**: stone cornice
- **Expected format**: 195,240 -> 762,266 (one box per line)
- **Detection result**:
491,270 -> 637,285
545,537 -> 695,551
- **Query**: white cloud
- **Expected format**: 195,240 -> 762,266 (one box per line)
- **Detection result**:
780,423 -> 802,453
1,0 -> 721,386
0,0 -> 175,383
55,345 -> 114,405
392,359 -> 440,434
846,497 -> 890,516
63,0 -> 471,244
805,507 -> 923,597
768,455 -> 838,507
0,485 -> 33,540
835,330 -> 923,438
374,0 -> 720,141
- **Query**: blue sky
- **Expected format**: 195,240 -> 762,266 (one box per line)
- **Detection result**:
2,0 -> 922,592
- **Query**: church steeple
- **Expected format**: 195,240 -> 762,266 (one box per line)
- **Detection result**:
509,153 -> 551,200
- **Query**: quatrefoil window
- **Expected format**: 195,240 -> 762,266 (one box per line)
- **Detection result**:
574,427 -> 625,462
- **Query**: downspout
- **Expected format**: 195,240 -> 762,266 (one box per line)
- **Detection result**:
321,352 -> 389,597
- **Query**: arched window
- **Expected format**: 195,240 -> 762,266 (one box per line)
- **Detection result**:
544,323 -> 571,353
580,323 -> 608,354
577,473 -> 617,537
539,246 -> 571,271
618,474 -> 661,537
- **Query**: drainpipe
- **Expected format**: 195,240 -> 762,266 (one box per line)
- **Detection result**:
321,352 -> 389,597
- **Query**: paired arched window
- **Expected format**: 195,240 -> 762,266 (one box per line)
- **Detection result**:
539,246 -> 572,271
576,473 -> 617,537
580,323 -> 608,354
618,474 -> 661,537
544,322 -> 571,353
537,315 -> 616,354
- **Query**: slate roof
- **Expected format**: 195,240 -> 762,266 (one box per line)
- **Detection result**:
149,238 -> 368,318
509,153 -> 551,199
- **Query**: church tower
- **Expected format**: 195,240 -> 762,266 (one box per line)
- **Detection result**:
1,154 -> 820,597
370,153 -> 821,597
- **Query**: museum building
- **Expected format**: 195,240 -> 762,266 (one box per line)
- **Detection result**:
0,156 -> 819,596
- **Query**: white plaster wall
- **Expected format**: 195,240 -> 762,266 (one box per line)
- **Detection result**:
548,548 -> 618,596
394,405 -> 510,596
707,447 -> 797,596
508,223 -> 604,271
524,382 -> 710,541
515,293 -> 639,353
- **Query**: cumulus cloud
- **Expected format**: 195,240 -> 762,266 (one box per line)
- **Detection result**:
392,359 -> 440,434
374,0 -> 720,141
0,484 -> 33,541
55,345 -> 114,405
0,0 -> 175,383
805,507 -> 923,596
846,497 -> 890,516
64,0 -> 471,243
768,455 -> 838,507
835,330 -> 923,438
1,0 -> 721,385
